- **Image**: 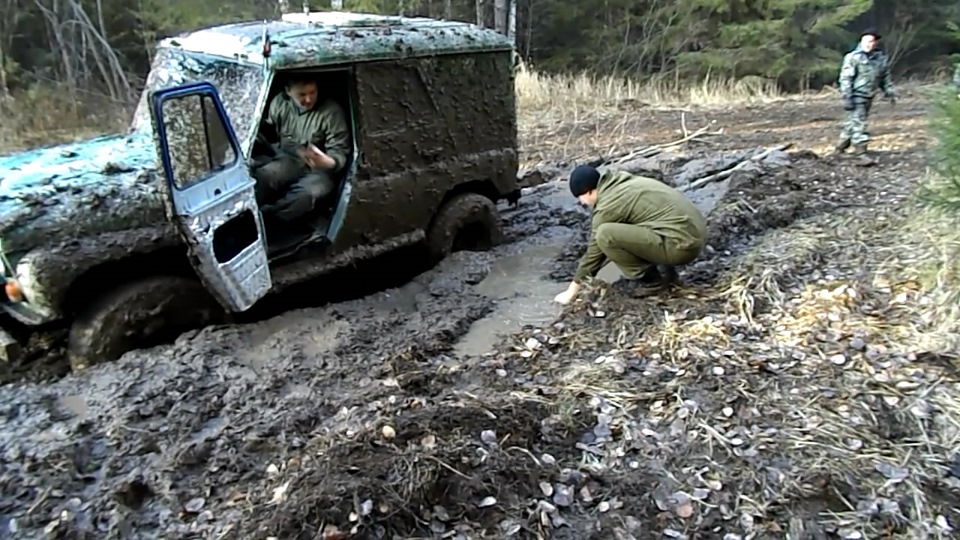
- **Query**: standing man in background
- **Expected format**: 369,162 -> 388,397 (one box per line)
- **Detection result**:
953,59 -> 960,95
834,29 -> 895,158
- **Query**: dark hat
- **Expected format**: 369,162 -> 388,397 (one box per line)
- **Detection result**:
861,28 -> 881,39
569,165 -> 600,197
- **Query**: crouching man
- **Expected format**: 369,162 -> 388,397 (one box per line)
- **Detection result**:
553,165 -> 708,305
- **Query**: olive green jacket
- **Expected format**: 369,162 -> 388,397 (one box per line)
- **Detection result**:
265,93 -> 352,172
574,170 -> 708,282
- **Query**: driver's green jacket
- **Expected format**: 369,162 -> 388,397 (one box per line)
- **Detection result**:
264,93 -> 352,172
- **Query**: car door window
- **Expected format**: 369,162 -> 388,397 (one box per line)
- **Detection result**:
161,94 -> 238,189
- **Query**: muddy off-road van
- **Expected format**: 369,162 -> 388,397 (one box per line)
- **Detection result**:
0,11 -> 520,370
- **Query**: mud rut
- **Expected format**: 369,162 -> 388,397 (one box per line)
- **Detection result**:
0,99 -> 942,538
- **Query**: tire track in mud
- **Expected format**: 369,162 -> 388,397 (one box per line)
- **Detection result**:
0,147 -> 921,537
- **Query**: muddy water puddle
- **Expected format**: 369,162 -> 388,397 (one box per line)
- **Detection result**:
454,243 -> 568,357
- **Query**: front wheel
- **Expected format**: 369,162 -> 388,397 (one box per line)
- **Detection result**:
425,192 -> 504,265
67,275 -> 225,371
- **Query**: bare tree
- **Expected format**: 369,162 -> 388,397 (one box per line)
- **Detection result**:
31,0 -> 132,102
507,0 -> 516,41
0,0 -> 19,100
476,0 -> 484,27
444,0 -> 452,20
494,0 -> 506,34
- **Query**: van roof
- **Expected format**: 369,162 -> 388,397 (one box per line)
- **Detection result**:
159,11 -> 514,68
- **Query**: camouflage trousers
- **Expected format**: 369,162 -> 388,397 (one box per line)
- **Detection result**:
251,154 -> 336,224
840,99 -> 873,146
594,222 -> 704,279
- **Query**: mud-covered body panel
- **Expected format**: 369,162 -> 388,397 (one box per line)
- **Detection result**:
0,134 -> 165,253
332,52 -> 518,253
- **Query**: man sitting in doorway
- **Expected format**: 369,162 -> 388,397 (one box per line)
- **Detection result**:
252,75 -> 352,234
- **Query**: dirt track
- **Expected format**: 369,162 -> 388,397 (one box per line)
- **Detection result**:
3,93 -> 959,539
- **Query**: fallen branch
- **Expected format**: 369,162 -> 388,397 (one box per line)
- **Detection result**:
517,124 -> 728,189
574,121 -> 724,167
681,143 -> 794,192
607,123 -> 723,166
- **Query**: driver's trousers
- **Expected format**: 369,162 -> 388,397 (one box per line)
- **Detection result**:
251,154 -> 336,224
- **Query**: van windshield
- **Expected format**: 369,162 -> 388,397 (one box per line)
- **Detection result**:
129,47 -> 266,155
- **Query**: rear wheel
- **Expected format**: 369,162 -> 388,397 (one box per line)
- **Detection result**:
67,275 -> 224,371
425,192 -> 503,265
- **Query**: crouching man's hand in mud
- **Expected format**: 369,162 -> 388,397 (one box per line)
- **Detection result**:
554,281 -> 581,305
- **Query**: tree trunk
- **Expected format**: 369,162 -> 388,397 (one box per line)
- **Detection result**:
507,0 -> 516,42
494,0 -> 506,34
476,0 -> 484,27
0,42 -> 9,101
444,0 -> 451,20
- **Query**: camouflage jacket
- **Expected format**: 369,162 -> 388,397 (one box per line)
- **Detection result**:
839,47 -> 894,100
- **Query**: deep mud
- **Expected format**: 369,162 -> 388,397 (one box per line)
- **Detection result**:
3,95 -> 956,539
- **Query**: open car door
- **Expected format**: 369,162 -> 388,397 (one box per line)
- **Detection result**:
149,81 -> 272,312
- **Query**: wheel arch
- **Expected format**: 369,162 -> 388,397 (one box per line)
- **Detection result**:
424,184 -> 504,263
15,227 -> 186,321
63,246 -> 196,316
442,179 -> 500,205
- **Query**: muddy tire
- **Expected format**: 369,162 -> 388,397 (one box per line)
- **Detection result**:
67,275 -> 224,371
426,192 -> 503,264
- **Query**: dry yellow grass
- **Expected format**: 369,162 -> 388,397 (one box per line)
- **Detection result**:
515,67 -> 785,114
0,69 -> 796,155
